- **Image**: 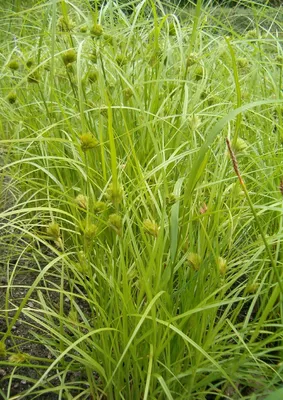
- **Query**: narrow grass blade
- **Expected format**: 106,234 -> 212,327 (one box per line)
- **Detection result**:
143,343 -> 154,400
105,291 -> 165,389
155,374 -> 174,400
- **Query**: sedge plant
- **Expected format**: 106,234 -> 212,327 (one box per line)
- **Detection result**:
0,0 -> 283,399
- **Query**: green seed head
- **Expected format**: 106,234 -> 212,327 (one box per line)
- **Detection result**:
7,59 -> 20,71
26,59 -> 34,68
93,201 -> 107,213
166,193 -> 178,206
217,257 -> 227,276
186,53 -> 198,68
237,57 -> 249,69
57,16 -> 75,32
187,252 -> 201,271
80,25 -> 88,33
105,182 -> 123,205
80,132 -> 99,152
88,69 -> 98,83
245,29 -> 257,39
84,224 -> 98,241
123,88 -> 133,100
62,49 -> 76,66
108,213 -> 122,235
90,24 -> 103,37
75,194 -> 88,210
7,91 -> 17,104
246,283 -> 259,294
143,219 -> 159,237
46,222 -> 60,239
9,353 -> 29,363
188,114 -> 201,131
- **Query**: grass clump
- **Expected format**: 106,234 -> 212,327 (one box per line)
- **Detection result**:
0,0 -> 283,399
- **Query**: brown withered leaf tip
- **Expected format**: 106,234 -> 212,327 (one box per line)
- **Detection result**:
280,178 -> 283,197
226,138 -> 244,186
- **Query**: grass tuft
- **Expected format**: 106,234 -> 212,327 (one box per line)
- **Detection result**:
1,0 -> 283,398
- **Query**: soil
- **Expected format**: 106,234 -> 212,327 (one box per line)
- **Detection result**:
0,242 -> 93,399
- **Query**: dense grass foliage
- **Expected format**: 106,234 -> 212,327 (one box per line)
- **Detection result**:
0,0 -> 283,399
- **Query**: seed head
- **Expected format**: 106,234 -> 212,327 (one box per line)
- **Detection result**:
105,182 -> 123,205
46,222 -> 63,249
93,201 -> 107,213
57,16 -> 75,31
84,223 -> 98,241
62,49 -> 76,66
46,222 -> 60,240
246,283 -> 259,294
75,194 -> 88,210
90,24 -> 103,37
88,69 -> 98,83
149,48 -> 162,67
245,29 -> 257,39
186,53 -> 198,68
123,88 -> 133,101
166,193 -> 178,206
143,219 -> 159,237
217,257 -> 227,276
187,252 -> 201,271
80,132 -> 99,152
237,57 -> 249,69
27,71 -> 40,83
108,213 -> 122,236
7,91 -> 17,104
9,353 -> 29,363
26,59 -> 34,68
7,59 -> 20,71
80,25 -> 87,33
188,114 -> 201,130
